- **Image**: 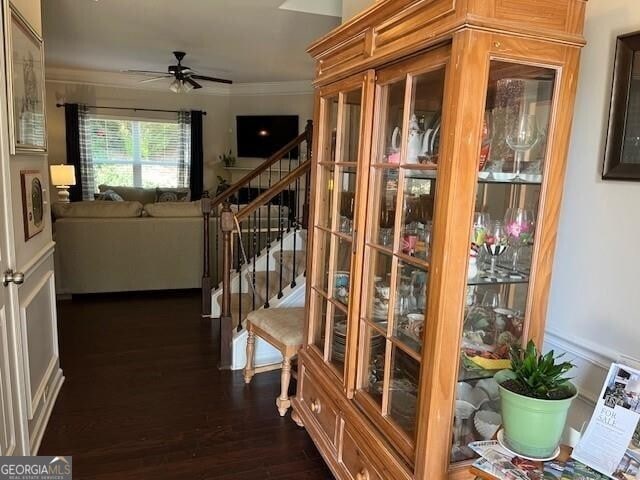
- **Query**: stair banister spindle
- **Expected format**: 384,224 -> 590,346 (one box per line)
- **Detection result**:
302,120 -> 313,229
292,177 -> 299,289
278,190 -> 285,299
201,191 -> 212,317
251,210 -> 258,321
219,201 -> 234,369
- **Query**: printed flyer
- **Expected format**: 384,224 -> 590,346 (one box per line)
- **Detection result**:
572,363 -> 640,480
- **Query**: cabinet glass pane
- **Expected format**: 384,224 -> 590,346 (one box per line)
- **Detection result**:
321,96 -> 339,163
328,303 -> 348,374
316,166 -> 335,230
452,61 -> 556,464
388,345 -> 420,437
403,68 -> 445,166
313,228 -> 331,294
369,167 -> 399,248
360,323 -> 387,407
391,262 -> 428,353
311,290 -> 329,354
399,175 -> 435,261
332,236 -> 352,307
375,80 -> 405,164
340,88 -> 363,163
337,167 -> 357,237
364,248 -> 394,330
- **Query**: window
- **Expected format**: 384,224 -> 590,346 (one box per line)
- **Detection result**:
86,115 -> 190,190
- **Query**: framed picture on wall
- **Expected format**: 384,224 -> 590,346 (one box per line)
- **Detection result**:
5,4 -> 47,153
20,170 -> 45,241
603,31 -> 640,180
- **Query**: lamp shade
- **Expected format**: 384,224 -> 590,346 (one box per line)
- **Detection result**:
50,164 -> 76,186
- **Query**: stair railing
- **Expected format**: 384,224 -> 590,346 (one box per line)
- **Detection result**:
201,120 -> 313,369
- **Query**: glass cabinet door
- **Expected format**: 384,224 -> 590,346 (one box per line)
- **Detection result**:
355,48 -> 449,461
450,61 -> 557,464
308,74 -> 372,381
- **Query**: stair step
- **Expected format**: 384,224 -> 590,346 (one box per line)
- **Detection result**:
273,250 -> 306,278
250,270 -> 288,302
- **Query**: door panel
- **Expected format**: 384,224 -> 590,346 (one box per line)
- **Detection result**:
0,306 -> 16,456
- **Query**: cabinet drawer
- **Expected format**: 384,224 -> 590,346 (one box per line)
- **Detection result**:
340,425 -> 382,480
300,368 -> 339,447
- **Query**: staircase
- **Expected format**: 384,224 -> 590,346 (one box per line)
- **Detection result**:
201,121 -> 312,369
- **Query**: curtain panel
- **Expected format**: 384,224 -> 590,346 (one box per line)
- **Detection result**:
189,110 -> 204,200
64,103 -> 95,201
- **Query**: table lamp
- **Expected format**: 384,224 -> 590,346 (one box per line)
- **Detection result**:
50,164 -> 76,203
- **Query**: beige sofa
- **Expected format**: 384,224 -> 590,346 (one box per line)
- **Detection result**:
52,200 -> 288,294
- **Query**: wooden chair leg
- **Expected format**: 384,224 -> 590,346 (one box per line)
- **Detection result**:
276,356 -> 292,416
244,327 -> 256,384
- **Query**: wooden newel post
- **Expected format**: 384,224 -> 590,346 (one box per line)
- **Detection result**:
302,119 -> 313,229
201,191 -> 212,317
219,201 -> 234,370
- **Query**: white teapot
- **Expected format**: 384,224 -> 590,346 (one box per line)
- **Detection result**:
391,114 -> 430,164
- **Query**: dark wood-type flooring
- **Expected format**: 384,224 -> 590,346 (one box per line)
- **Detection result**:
39,291 -> 333,480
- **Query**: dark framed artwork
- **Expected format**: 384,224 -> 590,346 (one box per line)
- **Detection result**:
603,31 -> 640,180
20,170 -> 45,241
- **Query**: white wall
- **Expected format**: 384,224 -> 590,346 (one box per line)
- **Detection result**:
341,0 -> 374,22
545,0 -> 640,426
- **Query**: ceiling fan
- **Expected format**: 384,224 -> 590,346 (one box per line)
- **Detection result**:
124,51 -> 232,93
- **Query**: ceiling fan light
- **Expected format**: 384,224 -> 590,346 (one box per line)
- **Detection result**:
169,78 -> 181,93
183,80 -> 194,92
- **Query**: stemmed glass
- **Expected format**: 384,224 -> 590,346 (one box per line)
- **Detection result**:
472,212 -> 491,246
483,221 -> 509,279
504,208 -> 535,273
506,113 -> 540,179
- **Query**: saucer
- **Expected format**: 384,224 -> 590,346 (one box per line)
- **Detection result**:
496,429 -> 560,462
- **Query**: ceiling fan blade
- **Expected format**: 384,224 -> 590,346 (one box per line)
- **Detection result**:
138,75 -> 172,84
123,69 -> 169,76
185,77 -> 202,89
191,74 -> 233,85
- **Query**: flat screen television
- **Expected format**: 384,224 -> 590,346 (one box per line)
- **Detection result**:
236,115 -> 299,159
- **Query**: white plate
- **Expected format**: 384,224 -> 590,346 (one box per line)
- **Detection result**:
497,429 -> 561,461
478,171 -> 490,180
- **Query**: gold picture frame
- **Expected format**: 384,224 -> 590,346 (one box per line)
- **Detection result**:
20,169 -> 45,241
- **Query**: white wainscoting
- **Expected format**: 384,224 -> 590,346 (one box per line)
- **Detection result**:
0,305 -> 16,456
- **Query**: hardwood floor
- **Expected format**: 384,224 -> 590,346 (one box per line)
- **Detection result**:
39,291 -> 333,480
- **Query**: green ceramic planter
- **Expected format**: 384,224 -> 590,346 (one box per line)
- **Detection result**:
494,370 -> 577,458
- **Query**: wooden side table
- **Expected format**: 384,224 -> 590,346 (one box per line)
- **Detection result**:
469,445 -> 573,479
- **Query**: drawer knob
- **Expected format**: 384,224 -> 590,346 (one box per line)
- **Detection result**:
356,468 -> 369,480
310,399 -> 322,414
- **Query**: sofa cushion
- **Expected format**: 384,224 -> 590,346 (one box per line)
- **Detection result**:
98,185 -> 156,204
156,187 -> 191,203
144,201 -> 202,217
52,201 -> 143,218
95,189 -> 124,201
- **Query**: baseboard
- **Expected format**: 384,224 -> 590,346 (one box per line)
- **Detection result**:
30,369 -> 64,454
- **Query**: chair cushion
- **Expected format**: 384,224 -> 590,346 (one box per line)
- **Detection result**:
246,307 -> 305,346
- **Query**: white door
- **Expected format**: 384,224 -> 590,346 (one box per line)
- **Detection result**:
0,0 -> 63,455
0,20 -> 19,454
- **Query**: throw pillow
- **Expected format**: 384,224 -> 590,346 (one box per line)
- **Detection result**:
155,188 -> 191,203
98,185 -> 156,204
95,190 -> 124,201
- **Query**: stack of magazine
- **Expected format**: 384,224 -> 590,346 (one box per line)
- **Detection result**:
470,440 -> 608,479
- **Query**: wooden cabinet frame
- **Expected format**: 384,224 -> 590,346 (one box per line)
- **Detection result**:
297,2 -> 586,479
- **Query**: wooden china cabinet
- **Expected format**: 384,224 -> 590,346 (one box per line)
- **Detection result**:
291,1 -> 587,479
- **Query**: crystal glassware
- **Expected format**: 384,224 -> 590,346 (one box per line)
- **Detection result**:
504,207 -> 535,273
483,221 -> 509,278
506,113 -> 540,179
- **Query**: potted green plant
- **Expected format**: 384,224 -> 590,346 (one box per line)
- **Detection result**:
219,150 -> 236,167
494,340 -> 577,459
